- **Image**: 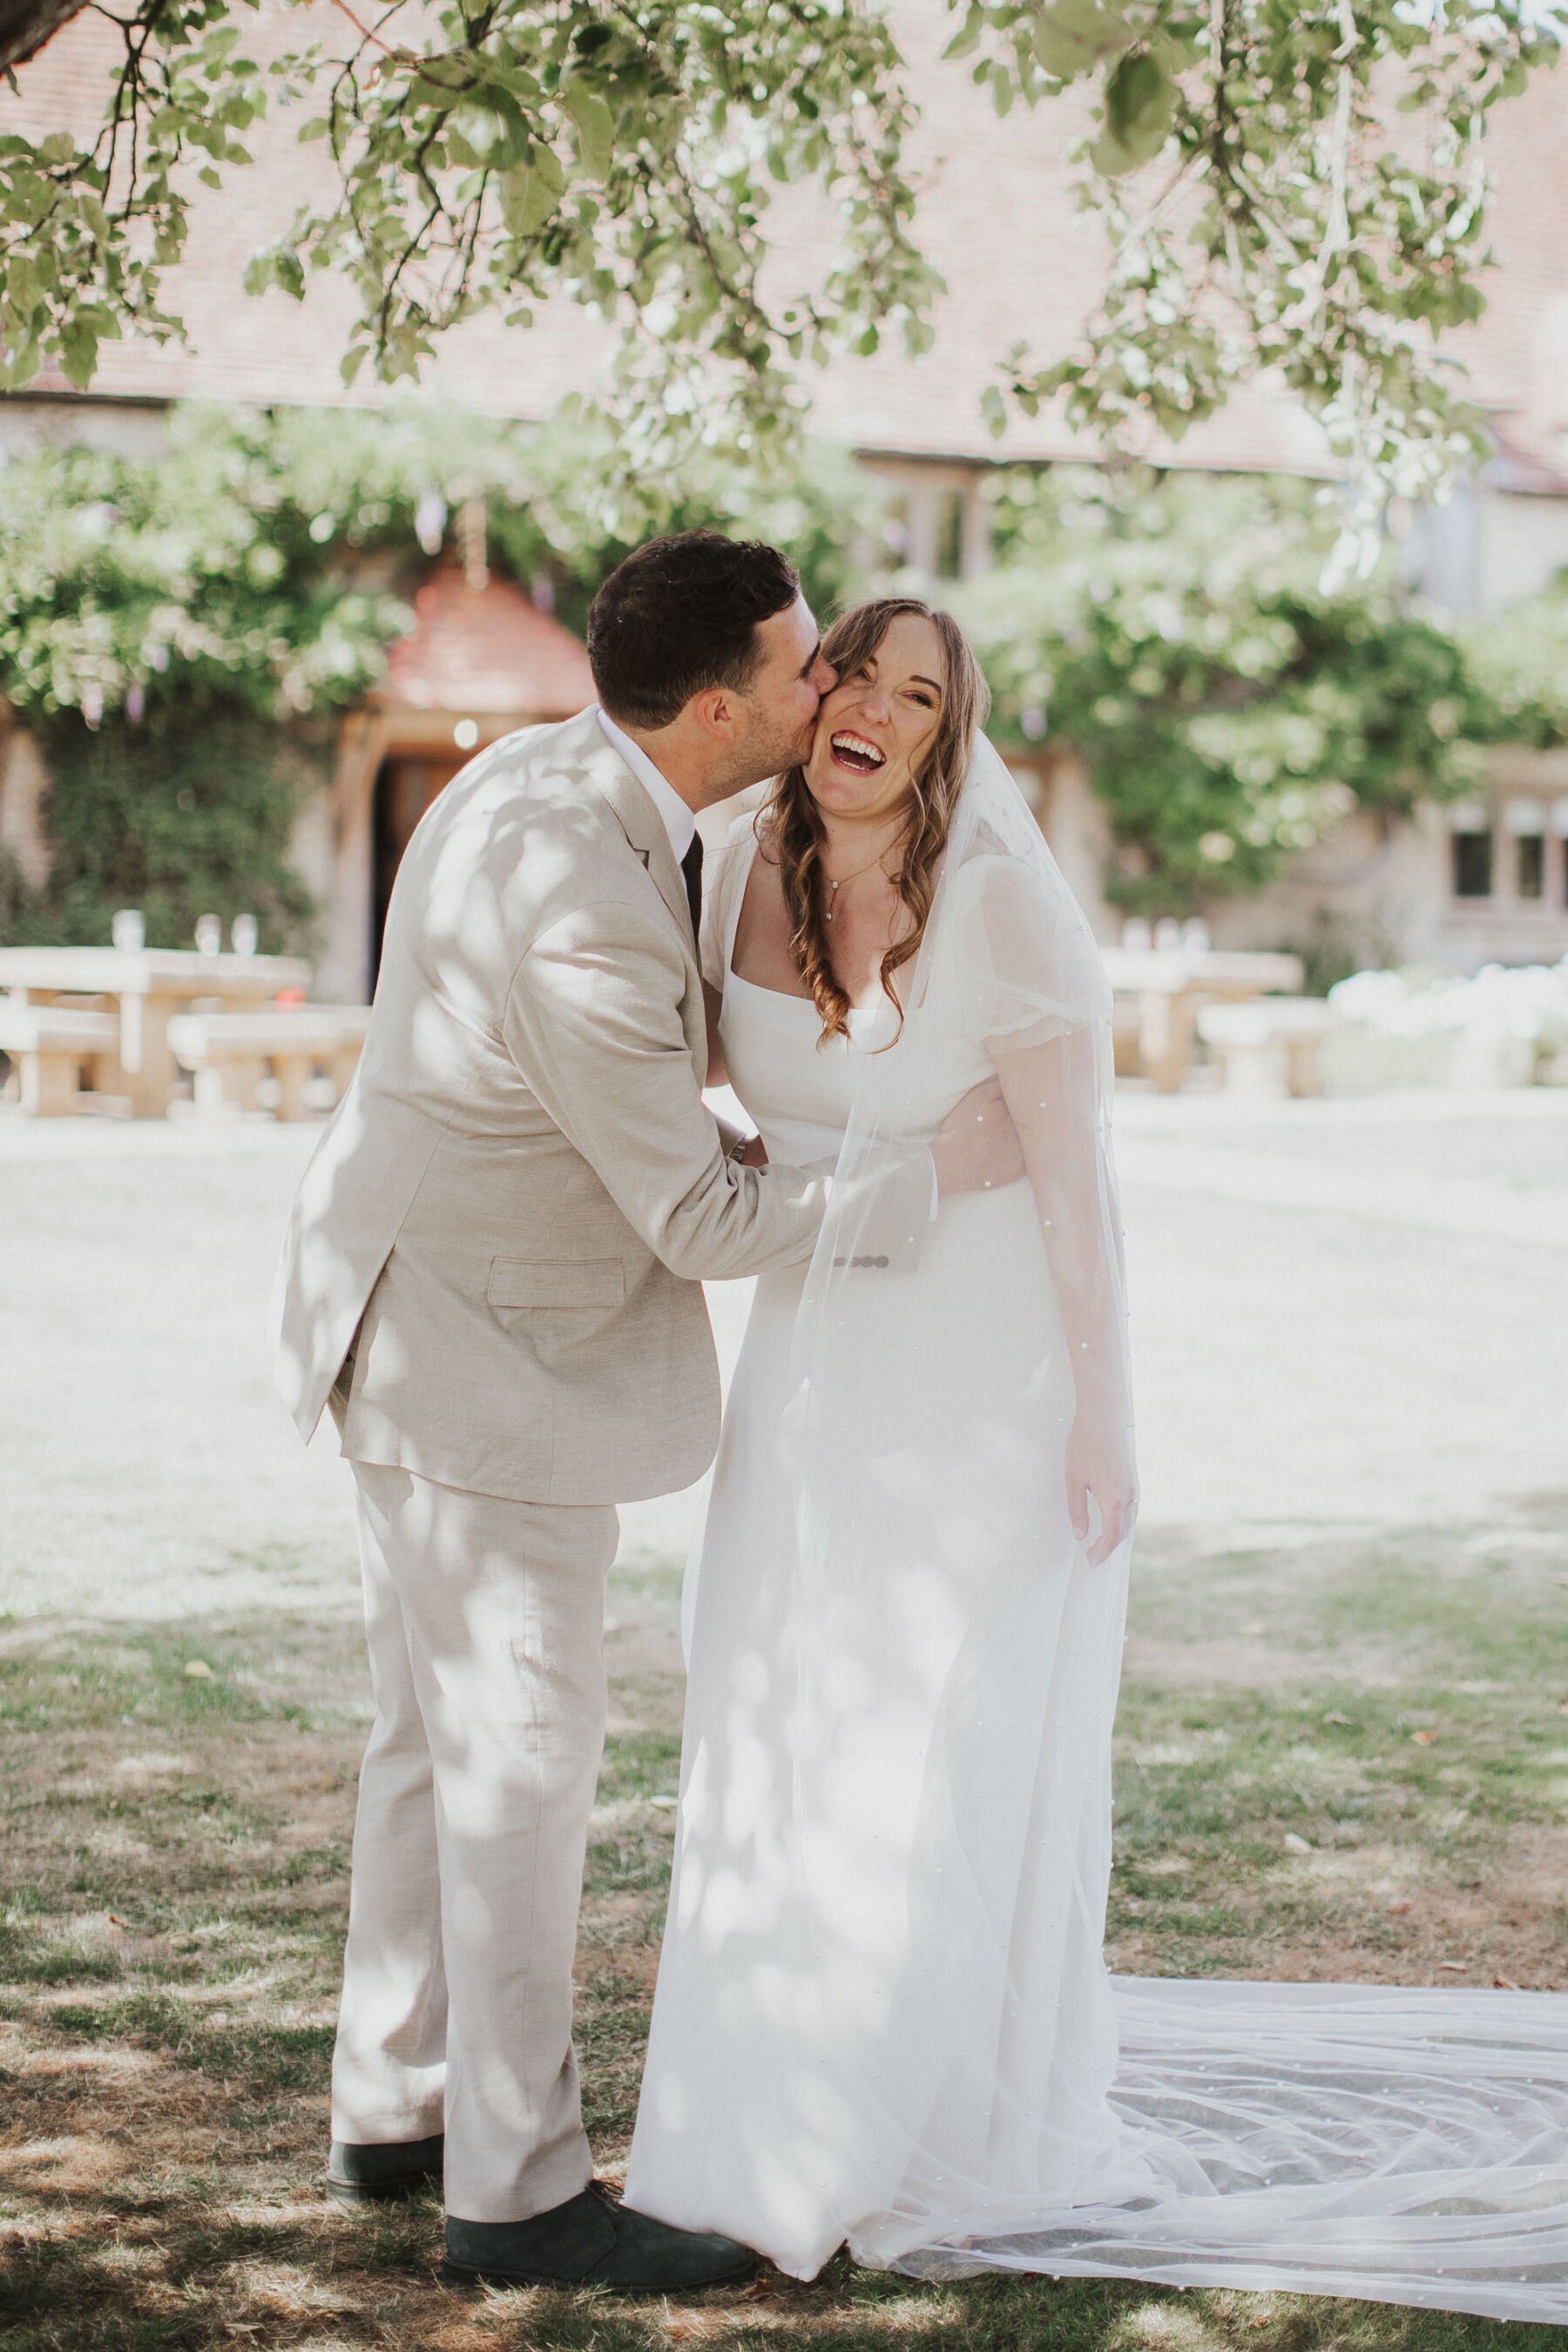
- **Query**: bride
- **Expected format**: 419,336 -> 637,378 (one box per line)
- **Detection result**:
623,599 -> 1568,2318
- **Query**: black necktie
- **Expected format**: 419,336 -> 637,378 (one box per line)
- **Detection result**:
681,832 -> 704,947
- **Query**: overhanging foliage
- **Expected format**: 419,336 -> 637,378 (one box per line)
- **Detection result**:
956,0 -> 1563,568
0,0 -> 1558,510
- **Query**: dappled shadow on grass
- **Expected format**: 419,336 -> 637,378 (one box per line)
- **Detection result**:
1108,1507 -> 1568,1990
6,2224 -> 1565,2352
3,1526 -> 1566,2349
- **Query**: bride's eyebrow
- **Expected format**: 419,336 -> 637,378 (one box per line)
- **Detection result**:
909,674 -> 942,693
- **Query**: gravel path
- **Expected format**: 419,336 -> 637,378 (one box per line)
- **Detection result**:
2,1090 -> 1564,1622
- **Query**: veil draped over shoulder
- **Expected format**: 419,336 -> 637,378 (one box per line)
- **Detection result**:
792,731 -> 1131,1478
761,739 -> 1568,2316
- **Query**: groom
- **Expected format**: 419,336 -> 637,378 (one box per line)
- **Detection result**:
273,530 -> 1020,2293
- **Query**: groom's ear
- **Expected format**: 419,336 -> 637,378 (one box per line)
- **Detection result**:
688,685 -> 740,742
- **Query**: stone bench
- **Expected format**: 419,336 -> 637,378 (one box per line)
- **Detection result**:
1197,998 -> 1337,1098
0,1001 -> 125,1116
166,1007 -> 371,1120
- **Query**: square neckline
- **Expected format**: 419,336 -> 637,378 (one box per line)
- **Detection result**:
720,828 -> 893,1025
726,970 -> 889,1027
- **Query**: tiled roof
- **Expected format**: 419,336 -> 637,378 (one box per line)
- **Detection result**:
1484,429 -> 1568,498
376,567 -> 596,717
4,0 -> 1566,481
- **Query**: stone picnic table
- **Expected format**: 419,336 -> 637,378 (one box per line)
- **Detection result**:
0,945 -> 312,1117
1101,947 -> 1305,1092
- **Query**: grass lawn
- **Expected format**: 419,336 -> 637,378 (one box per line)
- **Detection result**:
3,1501 -> 1565,2351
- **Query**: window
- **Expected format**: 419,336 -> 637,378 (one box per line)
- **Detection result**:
934,487 -> 965,580
882,492 -> 910,570
1517,832 -> 1545,900
1452,831 -> 1492,897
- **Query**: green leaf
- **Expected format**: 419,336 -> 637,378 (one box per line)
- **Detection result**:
531,140 -> 566,198
943,9 -> 984,60
296,114 -> 331,145
560,84 -> 614,180
498,158 -> 561,237
1105,51 -> 1173,151
57,320 -> 100,387
1092,47 -> 1174,171
7,260 -> 44,314
1031,1 -> 1136,83
451,91 -> 532,171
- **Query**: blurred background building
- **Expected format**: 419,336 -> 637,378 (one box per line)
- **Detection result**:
1,0 -> 1565,1000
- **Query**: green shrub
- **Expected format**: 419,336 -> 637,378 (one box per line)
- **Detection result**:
4,704 -> 321,954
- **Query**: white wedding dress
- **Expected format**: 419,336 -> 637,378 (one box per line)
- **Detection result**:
623,751 -> 1568,2320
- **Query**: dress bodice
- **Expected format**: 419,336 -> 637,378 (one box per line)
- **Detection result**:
709,829 -> 994,1168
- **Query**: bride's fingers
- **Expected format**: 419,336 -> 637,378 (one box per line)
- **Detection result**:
1085,1488 -> 1133,1567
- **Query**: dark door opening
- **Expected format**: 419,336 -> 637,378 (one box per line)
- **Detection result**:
371,753 -> 463,985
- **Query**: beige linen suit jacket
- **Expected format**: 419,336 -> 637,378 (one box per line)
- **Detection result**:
272,707 -> 930,1506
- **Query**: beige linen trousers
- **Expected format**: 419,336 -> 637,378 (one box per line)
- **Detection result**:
272,709 -> 931,2222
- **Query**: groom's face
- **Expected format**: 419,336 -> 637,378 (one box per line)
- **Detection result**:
728,596 -> 837,786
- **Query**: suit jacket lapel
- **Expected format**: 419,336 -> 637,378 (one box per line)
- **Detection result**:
575,714 -> 696,948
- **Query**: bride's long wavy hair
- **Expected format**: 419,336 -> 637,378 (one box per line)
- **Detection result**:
763,598 -> 990,1046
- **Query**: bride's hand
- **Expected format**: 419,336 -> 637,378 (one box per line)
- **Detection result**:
930,1078 -> 1025,1199
1066,1412 -> 1137,1568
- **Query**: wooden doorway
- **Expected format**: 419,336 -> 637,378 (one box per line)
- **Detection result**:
371,753 -> 463,984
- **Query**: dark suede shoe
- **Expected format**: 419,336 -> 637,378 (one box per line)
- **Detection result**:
442,2183 -> 754,2294
326,2132 -> 444,2206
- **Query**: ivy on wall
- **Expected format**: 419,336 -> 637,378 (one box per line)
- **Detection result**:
0,403 -> 408,950
0,710 -> 321,954
956,466 -> 1508,915
0,401 -> 888,950
0,402 -> 1561,951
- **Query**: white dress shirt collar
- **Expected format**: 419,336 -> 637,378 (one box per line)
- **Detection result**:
596,707 -> 696,867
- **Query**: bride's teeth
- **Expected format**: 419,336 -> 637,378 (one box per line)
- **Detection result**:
832,733 -> 884,770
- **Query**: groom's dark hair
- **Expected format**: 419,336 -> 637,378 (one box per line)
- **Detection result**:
587,530 -> 801,729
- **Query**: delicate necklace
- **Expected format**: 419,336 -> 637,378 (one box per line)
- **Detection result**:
821,847 -> 896,923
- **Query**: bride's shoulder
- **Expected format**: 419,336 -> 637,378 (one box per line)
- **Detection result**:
719,805 -> 768,857
946,848 -> 1037,920
708,811 -> 768,898
699,812 -> 771,985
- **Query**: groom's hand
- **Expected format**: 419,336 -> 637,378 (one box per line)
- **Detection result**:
930,1078 -> 1025,1200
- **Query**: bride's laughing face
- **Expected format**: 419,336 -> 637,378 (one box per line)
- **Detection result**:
804,613 -> 946,825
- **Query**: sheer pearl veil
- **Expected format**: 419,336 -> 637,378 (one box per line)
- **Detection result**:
764,737 -> 1568,2317
788,729 -> 1135,1558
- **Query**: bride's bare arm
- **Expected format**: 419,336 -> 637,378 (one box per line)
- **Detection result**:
993,1031 -> 1138,1567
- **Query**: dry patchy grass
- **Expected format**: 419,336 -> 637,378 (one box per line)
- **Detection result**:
3,1522 -> 1566,2351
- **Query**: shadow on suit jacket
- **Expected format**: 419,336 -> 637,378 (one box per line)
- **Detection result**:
270,706 -> 932,1505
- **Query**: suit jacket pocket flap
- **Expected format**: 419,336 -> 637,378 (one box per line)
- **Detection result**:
487,1255 -> 625,1311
